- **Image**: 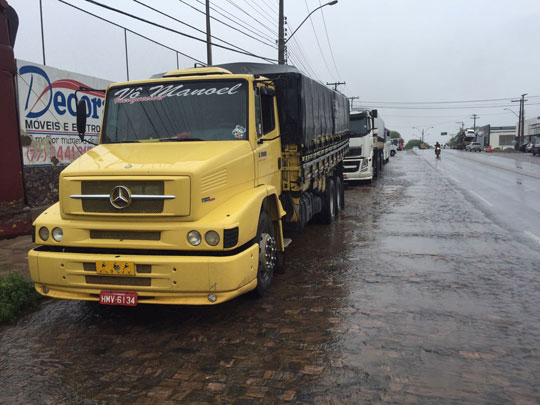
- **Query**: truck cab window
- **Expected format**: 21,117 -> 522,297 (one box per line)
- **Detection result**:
261,93 -> 275,135
255,88 -> 263,138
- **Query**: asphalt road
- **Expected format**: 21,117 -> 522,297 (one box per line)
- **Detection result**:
1,150 -> 539,404
417,148 -> 540,248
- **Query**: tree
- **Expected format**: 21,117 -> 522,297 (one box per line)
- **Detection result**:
405,139 -> 431,150
405,139 -> 422,149
389,131 -> 401,139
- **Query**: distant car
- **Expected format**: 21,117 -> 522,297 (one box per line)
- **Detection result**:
412,146 -> 419,151
532,138 -> 540,156
469,142 -> 482,152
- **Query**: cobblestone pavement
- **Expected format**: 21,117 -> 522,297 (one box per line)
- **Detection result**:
1,151 -> 539,404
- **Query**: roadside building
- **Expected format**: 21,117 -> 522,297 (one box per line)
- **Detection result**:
524,116 -> 540,143
488,126 -> 516,150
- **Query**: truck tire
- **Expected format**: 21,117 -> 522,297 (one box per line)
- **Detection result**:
252,210 -> 276,297
320,177 -> 336,224
334,175 -> 345,211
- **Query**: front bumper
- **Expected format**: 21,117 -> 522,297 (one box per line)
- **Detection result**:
29,243 -> 259,305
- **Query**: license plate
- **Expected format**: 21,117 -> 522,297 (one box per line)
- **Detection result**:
99,290 -> 138,306
96,260 -> 135,275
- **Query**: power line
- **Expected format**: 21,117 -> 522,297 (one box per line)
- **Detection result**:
186,0 -> 277,48
79,0 -> 277,62
237,0 -> 277,30
259,0 -> 279,18
224,0 -> 277,37
357,95 -> 540,105
285,25 -> 321,81
133,0 -> 269,63
317,0 -> 341,80
303,0 -> 335,81
56,0 -> 204,64
358,102 -> 540,110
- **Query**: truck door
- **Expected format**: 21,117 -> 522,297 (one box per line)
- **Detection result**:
254,85 -> 281,190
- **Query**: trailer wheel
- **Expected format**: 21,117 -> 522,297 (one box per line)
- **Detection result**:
334,175 -> 345,211
320,177 -> 336,224
252,210 -> 276,297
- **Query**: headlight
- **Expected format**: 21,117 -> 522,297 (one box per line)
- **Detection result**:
38,227 -> 49,241
205,231 -> 220,246
361,159 -> 369,171
52,227 -> 63,242
187,230 -> 201,246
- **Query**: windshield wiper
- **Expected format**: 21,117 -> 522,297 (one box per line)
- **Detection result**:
158,137 -> 204,142
107,140 -> 140,144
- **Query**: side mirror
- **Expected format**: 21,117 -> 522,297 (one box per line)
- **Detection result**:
76,99 -> 87,141
371,109 -> 378,118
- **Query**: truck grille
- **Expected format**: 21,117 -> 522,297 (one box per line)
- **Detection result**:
85,275 -> 151,286
343,161 -> 360,172
90,230 -> 161,241
81,181 -> 165,213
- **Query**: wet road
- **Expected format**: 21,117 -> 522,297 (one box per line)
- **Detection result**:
417,148 -> 540,245
2,151 -> 540,404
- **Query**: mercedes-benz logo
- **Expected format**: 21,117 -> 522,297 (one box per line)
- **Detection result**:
109,185 -> 132,209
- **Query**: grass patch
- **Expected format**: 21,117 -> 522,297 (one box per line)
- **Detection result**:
0,273 -> 40,323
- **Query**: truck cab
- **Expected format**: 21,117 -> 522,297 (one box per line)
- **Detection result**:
28,64 -> 348,306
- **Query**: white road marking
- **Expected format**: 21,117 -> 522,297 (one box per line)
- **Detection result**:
524,231 -> 540,246
448,175 -> 460,183
469,190 -> 493,207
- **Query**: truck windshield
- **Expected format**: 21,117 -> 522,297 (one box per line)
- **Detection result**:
349,116 -> 370,138
102,80 -> 248,143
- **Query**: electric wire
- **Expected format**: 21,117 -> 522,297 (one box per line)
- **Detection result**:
78,0 -> 278,62
286,42 -> 315,78
196,0 -> 277,43
56,0 -> 204,64
259,0 -> 279,18
186,0 -> 277,48
285,22 -> 321,80
317,0 -> 341,80
224,0 -> 278,37
357,95 -> 540,105
303,0 -> 335,81
357,103 -> 540,110
287,36 -> 319,80
237,0 -> 278,30
133,0 -> 271,62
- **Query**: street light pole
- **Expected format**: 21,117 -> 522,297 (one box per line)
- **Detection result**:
279,0 -> 338,64
511,93 -> 528,149
413,126 -> 433,144
205,0 -> 212,65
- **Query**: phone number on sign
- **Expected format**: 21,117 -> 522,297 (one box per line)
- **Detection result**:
25,144 -> 94,165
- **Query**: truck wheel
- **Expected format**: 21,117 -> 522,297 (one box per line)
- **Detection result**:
253,210 -> 276,297
320,178 -> 336,224
334,175 -> 345,211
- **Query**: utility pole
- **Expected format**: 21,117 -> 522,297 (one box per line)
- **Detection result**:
512,93 -> 528,149
327,81 -> 346,91
471,114 -> 479,131
205,0 -> 212,65
347,96 -> 359,111
456,121 -> 464,130
278,0 -> 285,64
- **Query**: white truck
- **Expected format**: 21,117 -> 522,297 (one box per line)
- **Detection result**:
343,110 -> 388,182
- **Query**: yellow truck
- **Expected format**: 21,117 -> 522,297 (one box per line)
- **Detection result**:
28,63 -> 349,306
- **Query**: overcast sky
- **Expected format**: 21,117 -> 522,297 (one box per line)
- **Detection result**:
13,0 -> 540,145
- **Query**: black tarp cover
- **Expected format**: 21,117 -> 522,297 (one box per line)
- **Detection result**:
216,63 -> 349,145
